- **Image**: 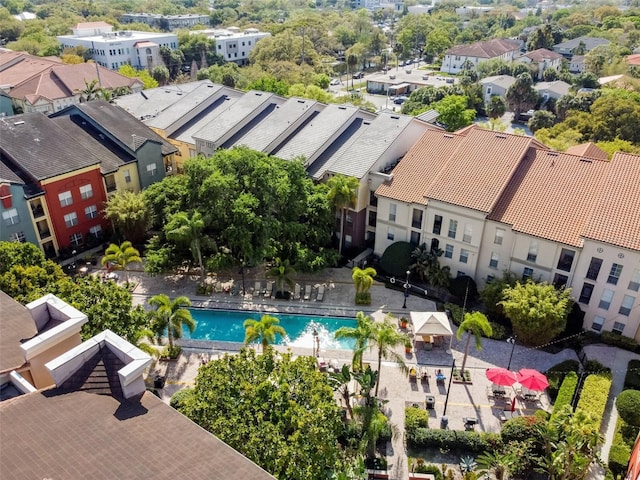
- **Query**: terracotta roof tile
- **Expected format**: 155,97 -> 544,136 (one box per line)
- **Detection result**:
522,48 -> 564,62
565,142 -> 608,160
489,150 -> 610,247
582,152 -> 640,250
445,38 -> 521,59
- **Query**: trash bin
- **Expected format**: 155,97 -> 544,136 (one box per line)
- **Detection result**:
426,395 -> 436,410
154,375 -> 165,389
440,416 -> 448,429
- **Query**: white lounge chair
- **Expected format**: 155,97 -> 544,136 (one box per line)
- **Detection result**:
254,281 -> 262,295
264,281 -> 273,298
316,284 -> 325,302
293,283 -> 301,300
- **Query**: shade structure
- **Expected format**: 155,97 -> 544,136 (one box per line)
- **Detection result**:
516,368 -> 549,391
486,368 -> 517,387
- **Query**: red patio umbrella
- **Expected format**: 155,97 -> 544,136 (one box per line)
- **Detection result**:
486,367 -> 518,387
516,368 -> 549,391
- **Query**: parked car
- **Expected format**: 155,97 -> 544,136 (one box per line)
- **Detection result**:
352,71 -> 365,79
393,96 -> 408,104
330,78 -> 341,86
445,78 -> 455,84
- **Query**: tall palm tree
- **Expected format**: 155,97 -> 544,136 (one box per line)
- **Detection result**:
456,311 -> 493,377
243,314 -> 286,352
327,174 -> 359,255
370,315 -> 409,396
335,311 -> 374,372
352,266 -> 376,302
148,294 -> 195,351
409,243 -> 431,282
101,241 -> 142,283
267,258 -> 296,297
165,211 -> 207,282
78,79 -> 103,102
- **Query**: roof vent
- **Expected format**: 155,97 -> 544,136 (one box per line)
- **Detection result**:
547,151 -> 559,156
297,100 -> 306,104
443,134 -> 453,138
13,121 -> 25,126
363,121 -> 371,125
390,115 -> 399,119
580,158 -> 592,163
495,134 -> 506,139
338,106 -> 347,110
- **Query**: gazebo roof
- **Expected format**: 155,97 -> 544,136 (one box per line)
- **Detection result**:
410,312 -> 453,337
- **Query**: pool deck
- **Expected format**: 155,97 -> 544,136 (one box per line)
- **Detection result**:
122,266 -> 632,480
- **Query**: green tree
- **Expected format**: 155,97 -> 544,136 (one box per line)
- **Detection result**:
267,258 -> 296,297
327,174 -> 359,255
528,110 -> 556,133
433,94 -> 476,131
506,73 -> 539,121
78,79 -> 102,102
165,210 -> 208,283
487,95 -> 507,120
243,314 -> 286,351
152,65 -> 170,86
101,241 -> 142,283
456,311 -> 493,377
118,65 -> 158,89
148,294 -> 195,352
370,315 -> 410,396
103,190 -> 151,245
335,311 -> 374,371
328,364 -> 355,420
500,281 -> 572,346
615,390 -> 640,426
480,271 -> 518,320
352,265 -> 376,300
351,365 -> 388,461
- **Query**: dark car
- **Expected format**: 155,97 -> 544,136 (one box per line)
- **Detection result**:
352,71 -> 365,79
393,96 -> 408,104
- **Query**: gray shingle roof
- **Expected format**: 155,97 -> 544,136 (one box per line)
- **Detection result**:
0,161 -> 23,184
0,291 -> 36,373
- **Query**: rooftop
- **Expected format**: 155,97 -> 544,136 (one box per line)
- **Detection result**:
445,38 -> 522,59
0,291 -> 37,373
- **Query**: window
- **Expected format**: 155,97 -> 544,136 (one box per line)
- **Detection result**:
459,249 -> 469,264
89,225 -> 102,238
463,224 -> 472,243
494,228 -> 504,245
445,244 -> 453,259
412,209 -> 423,229
85,205 -> 98,219
619,295 -> 635,316
69,232 -> 83,246
2,208 -> 20,226
527,241 -> 538,263
410,231 -> 421,245
9,231 -> 25,242
124,169 -> 132,183
556,248 -> 575,272
64,212 -> 78,228
58,190 -> 73,207
346,214 -> 353,224
629,269 -> 640,292
586,257 -> 602,280
522,267 -> 533,281
433,215 -> 442,235
430,238 -> 439,252
553,273 -> 568,288
368,210 -> 377,227
591,316 -> 604,332
146,163 -> 158,176
579,283 -> 594,304
487,275 -> 495,283
345,234 -> 352,245
612,322 -> 625,335
387,227 -> 394,241
369,190 -> 377,207
489,252 -> 499,269
389,203 -> 396,222
598,289 -> 614,310
608,263 -> 623,285
448,219 -> 457,239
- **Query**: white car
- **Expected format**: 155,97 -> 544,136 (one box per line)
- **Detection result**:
330,79 -> 341,86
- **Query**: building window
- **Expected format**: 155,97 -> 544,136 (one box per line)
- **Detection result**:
89,225 -> 102,238
629,269 -> 640,292
619,295 -> 635,316
522,267 -> 533,281
85,205 -> 98,219
527,241 -> 538,263
579,283 -> 594,304
2,208 -> 20,226
445,244 -> 453,259
368,210 -> 377,227
433,215 -> 442,235
586,257 -> 603,280
147,163 -> 158,176
460,249 -> 469,264
591,316 -> 604,332
448,219 -> 457,239
489,252 -> 499,269
410,231 -> 420,245
69,232 -> 83,246
58,190 -> 73,207
463,224 -> 472,243
345,234 -> 352,245
369,190 -> 377,207
387,227 -> 394,241
412,209 -> 423,229
556,248 -> 575,272
553,273 -> 569,288
598,289 -> 614,310
64,212 -> 78,228
124,169 -> 132,183
612,322 -> 625,335
9,231 -> 25,242
608,263 -> 623,285
346,214 -> 353,224
494,228 -> 504,245
487,274 -> 495,283
389,203 -> 396,222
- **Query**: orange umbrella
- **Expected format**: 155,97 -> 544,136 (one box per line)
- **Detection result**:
516,368 -> 549,391
486,368 -> 517,387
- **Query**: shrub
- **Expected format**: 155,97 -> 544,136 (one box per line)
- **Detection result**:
608,441 -> 631,477
169,388 -> 193,411
546,359 -> 580,400
449,275 -> 478,304
576,374 -> 612,428
584,359 -> 611,375
379,241 -> 413,277
489,321 -> 507,340
414,463 -> 444,480
445,303 -> 464,326
500,415 -> 545,444
551,371 -> 578,418
406,428 -> 501,452
624,359 -> 640,390
355,291 -> 371,305
616,390 -> 640,426
601,331 -> 639,352
406,406 -> 430,433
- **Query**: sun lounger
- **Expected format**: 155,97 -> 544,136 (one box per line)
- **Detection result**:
293,283 -> 301,300
254,281 -> 263,295
264,281 -> 273,298
316,284 -> 325,302
303,285 -> 312,301
409,367 -> 418,382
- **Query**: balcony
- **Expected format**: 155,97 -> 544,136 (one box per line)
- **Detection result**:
106,183 -> 117,193
38,229 -> 51,241
31,204 -> 45,219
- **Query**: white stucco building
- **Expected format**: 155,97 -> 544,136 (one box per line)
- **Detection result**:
194,27 -> 270,65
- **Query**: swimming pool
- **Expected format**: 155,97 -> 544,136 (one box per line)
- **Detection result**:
186,309 -> 357,350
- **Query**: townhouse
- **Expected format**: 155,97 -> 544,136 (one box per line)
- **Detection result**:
440,39 -> 522,74
374,127 -> 640,340
516,48 -> 564,79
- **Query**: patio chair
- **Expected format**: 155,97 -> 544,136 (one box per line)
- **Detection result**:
254,281 -> 263,296
293,283 -> 301,300
264,281 -> 273,298
316,284 -> 325,302
317,357 -> 327,372
303,284 -> 312,301
409,367 -> 418,382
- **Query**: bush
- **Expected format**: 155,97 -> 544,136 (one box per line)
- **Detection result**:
445,303 -> 463,326
584,359 -> 611,375
161,344 -> 182,359
616,390 -> 640,426
601,331 -> 639,352
551,371 -> 578,418
489,321 -> 507,340
624,359 -> 640,390
169,388 -> 193,411
449,275 -> 478,304
379,241 -> 413,277
406,406 -> 430,434
500,415 -> 545,444
545,359 -> 580,400
406,428 -> 501,453
576,374 -> 612,428
414,463 -> 444,480
608,441 -> 631,477
355,291 -> 371,305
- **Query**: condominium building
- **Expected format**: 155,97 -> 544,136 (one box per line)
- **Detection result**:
121,13 -> 210,30
194,27 -> 269,65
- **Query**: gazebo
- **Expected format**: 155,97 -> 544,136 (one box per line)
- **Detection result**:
410,312 -> 453,350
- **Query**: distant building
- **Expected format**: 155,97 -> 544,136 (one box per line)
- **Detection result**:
352,0 -> 403,11
534,80 -> 571,101
516,48 -> 564,79
12,11 -> 36,21
441,39 -> 522,74
121,13 -> 210,30
57,22 -> 178,71
479,75 -> 516,103
194,27 -> 269,65
569,55 -> 585,73
553,36 -> 610,58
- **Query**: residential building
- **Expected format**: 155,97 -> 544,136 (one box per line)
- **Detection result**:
516,48 -> 564,79
366,69 -> 457,96
353,0 -> 403,11
121,13 -> 210,30
553,36 -> 610,58
374,127 -> 640,340
479,75 -> 515,103
57,22 -> 178,70
627,53 -> 640,67
195,27 -> 270,65
569,55 -> 585,73
440,39 -> 522,74
534,80 -> 571,101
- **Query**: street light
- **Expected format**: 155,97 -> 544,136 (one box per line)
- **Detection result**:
402,270 -> 410,309
506,336 -> 517,371
312,328 -> 318,357
442,358 -> 456,421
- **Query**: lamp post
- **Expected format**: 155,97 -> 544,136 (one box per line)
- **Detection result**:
312,328 -> 318,357
506,336 -> 517,371
239,260 -> 246,296
402,270 -> 410,309
442,358 -> 456,422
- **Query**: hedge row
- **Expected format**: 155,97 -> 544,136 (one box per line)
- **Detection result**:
551,371 -> 578,419
624,359 -> 640,390
406,427 -> 501,453
576,373 -> 612,428
608,419 -> 631,477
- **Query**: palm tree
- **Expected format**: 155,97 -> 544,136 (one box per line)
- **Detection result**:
476,451 -> 515,480
101,241 -> 142,283
267,258 -> 296,298
328,364 -> 355,420
370,315 -> 410,396
456,311 -> 493,377
409,243 -> 431,282
148,294 -> 195,352
78,79 -> 103,102
165,211 -> 207,283
327,174 -> 359,255
352,266 -> 376,302
243,314 -> 286,352
131,327 -> 160,358
335,311 -> 374,371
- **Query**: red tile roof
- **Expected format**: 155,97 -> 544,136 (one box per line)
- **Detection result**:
565,142 -> 608,160
445,38 -> 521,59
0,51 -> 61,87
627,53 -> 640,66
522,48 -> 564,62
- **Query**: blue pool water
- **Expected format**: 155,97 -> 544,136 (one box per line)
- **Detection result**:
186,309 -> 356,350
